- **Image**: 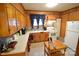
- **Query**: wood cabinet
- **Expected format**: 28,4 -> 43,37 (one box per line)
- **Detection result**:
40,32 -> 48,41
12,3 -> 25,15
20,14 -> 26,28
16,10 -> 22,30
31,32 -> 48,43
0,4 -> 26,37
69,11 -> 79,20
7,4 -> 17,35
47,14 -> 56,20
47,14 -> 59,20
0,4 -> 9,37
32,33 -> 40,42
60,22 -> 66,38
16,10 -> 26,30
61,14 -> 69,22
60,14 -> 69,38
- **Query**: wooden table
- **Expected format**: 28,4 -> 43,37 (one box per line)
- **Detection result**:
44,40 -> 67,56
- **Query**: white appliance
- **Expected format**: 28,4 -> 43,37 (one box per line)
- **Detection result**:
47,20 -> 57,40
64,21 -> 79,56
56,18 -> 61,37
46,19 -> 61,40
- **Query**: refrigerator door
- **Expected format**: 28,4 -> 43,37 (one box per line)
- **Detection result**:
66,21 -> 79,32
64,30 -> 79,51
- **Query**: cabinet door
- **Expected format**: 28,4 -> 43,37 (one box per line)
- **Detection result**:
44,32 -> 49,41
40,32 -> 45,41
69,11 -> 79,20
16,10 -> 21,30
7,4 -> 17,35
20,14 -> 26,28
61,14 -> 69,22
47,14 -> 58,20
60,22 -> 66,38
32,33 -> 41,42
60,14 -> 68,38
0,4 -> 9,37
40,32 -> 48,41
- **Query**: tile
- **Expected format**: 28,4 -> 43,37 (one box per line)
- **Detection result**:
29,42 -> 44,56
28,42 -> 75,56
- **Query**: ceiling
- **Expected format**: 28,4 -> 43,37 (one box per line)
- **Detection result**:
22,3 -> 79,11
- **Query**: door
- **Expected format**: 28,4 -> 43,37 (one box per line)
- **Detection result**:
66,21 -> 79,32
64,31 -> 79,51
0,4 -> 9,37
20,14 -> 26,28
16,10 -> 21,30
40,32 -> 48,41
32,33 -> 41,42
7,4 -> 17,35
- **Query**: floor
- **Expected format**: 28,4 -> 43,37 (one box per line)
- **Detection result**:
29,42 -> 75,56
29,42 -> 44,56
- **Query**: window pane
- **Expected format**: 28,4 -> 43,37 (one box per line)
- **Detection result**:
33,18 -> 38,26
39,19 -> 43,25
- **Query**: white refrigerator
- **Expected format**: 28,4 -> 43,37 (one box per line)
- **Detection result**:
64,21 -> 79,56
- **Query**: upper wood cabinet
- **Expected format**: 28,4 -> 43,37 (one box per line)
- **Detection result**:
12,3 -> 25,15
20,14 -> 26,28
69,11 -> 79,20
7,4 -> 17,35
16,10 -> 22,30
61,14 -> 69,22
47,15 -> 56,20
0,4 -> 9,37
47,14 -> 59,20
60,14 -> 69,38
0,4 -> 26,37
16,10 -> 26,30
60,22 -> 66,38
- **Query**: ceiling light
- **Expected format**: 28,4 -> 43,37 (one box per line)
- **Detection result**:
46,3 -> 58,8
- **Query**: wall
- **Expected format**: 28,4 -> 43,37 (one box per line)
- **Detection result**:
60,6 -> 79,38
25,10 -> 60,29
24,6 -> 79,38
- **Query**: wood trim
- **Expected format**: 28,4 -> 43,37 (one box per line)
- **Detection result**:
25,10 -> 61,13
1,52 -> 26,56
21,3 -> 26,11
25,10 -> 60,15
61,6 -> 79,15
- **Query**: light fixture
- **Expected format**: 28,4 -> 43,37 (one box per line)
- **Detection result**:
46,3 -> 58,8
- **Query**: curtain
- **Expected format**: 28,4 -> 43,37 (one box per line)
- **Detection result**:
30,14 -> 45,28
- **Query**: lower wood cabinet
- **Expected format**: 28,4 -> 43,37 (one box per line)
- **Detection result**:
40,32 -> 48,41
31,32 -> 48,43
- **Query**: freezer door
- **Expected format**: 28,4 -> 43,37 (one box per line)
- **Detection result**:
66,21 -> 79,32
64,31 -> 79,51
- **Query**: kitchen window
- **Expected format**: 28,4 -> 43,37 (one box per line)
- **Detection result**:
30,14 -> 45,29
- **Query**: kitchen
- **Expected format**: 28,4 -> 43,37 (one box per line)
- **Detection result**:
0,3 -> 79,56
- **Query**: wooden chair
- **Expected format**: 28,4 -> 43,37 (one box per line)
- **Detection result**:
44,41 -> 67,56
27,34 -> 33,52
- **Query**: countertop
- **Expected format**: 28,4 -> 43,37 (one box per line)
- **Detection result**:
1,30 -> 48,55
